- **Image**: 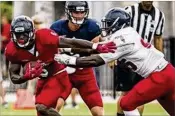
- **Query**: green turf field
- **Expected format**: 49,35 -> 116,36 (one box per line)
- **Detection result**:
0,102 -> 168,116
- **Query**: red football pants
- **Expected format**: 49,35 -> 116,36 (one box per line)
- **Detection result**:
120,64 -> 175,116
35,71 -> 72,108
69,68 -> 103,109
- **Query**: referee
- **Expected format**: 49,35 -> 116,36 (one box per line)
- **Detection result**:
115,1 -> 165,116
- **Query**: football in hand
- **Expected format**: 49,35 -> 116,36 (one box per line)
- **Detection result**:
23,61 -> 38,73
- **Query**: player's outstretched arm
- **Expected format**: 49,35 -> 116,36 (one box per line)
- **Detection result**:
76,55 -> 105,67
55,51 -> 121,67
54,54 -> 105,67
58,37 -> 116,53
9,63 -> 27,84
59,37 -> 93,48
60,48 -> 98,56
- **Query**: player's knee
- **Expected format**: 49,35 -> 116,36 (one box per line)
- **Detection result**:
120,98 -> 136,111
55,98 -> 65,112
36,104 -> 61,116
91,106 -> 104,116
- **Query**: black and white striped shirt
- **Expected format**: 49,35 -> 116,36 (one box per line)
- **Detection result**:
125,3 -> 165,43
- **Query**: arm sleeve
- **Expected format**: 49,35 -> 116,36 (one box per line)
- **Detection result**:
155,11 -> 165,36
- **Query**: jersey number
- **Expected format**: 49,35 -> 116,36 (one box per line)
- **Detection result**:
119,59 -> 137,71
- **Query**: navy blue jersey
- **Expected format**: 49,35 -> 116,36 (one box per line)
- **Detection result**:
50,19 -> 101,41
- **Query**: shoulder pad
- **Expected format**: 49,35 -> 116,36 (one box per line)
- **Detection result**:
86,19 -> 101,33
50,20 -> 67,34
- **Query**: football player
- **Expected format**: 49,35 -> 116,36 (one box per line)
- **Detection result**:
5,15 -> 116,116
55,8 -> 175,116
50,1 -> 104,116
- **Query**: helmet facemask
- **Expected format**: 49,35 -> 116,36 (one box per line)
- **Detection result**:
65,1 -> 89,25
101,17 -> 121,37
11,17 -> 35,49
12,31 -> 35,49
101,8 -> 131,37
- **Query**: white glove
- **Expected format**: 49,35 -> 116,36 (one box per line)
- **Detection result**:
54,54 -> 77,65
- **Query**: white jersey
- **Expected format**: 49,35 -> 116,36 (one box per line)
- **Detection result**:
99,27 -> 168,77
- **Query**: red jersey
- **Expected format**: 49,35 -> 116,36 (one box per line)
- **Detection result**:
5,28 -> 65,76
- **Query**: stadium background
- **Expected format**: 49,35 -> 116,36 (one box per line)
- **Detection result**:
0,1 -> 175,116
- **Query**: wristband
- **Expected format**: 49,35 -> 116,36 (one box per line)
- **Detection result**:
92,43 -> 98,49
62,48 -> 72,53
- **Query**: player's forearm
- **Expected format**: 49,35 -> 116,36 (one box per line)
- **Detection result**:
10,73 -> 27,84
75,55 -> 105,67
60,48 -> 98,56
9,63 -> 27,84
59,37 -> 93,49
54,54 -> 105,67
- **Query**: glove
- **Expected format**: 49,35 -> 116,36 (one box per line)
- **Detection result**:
23,61 -> 43,80
54,54 -> 77,65
92,41 -> 116,53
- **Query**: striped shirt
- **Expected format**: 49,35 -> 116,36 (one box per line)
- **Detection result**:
125,3 -> 165,43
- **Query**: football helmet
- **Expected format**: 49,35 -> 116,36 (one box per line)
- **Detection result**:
65,1 -> 89,25
101,8 -> 131,37
11,15 -> 35,49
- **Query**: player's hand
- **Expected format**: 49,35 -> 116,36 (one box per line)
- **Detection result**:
93,41 -> 116,53
54,54 -> 77,65
23,61 -> 43,80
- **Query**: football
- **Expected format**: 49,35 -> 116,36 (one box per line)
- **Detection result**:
23,61 -> 38,74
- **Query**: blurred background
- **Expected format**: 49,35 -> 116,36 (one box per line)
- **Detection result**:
0,1 -> 174,116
